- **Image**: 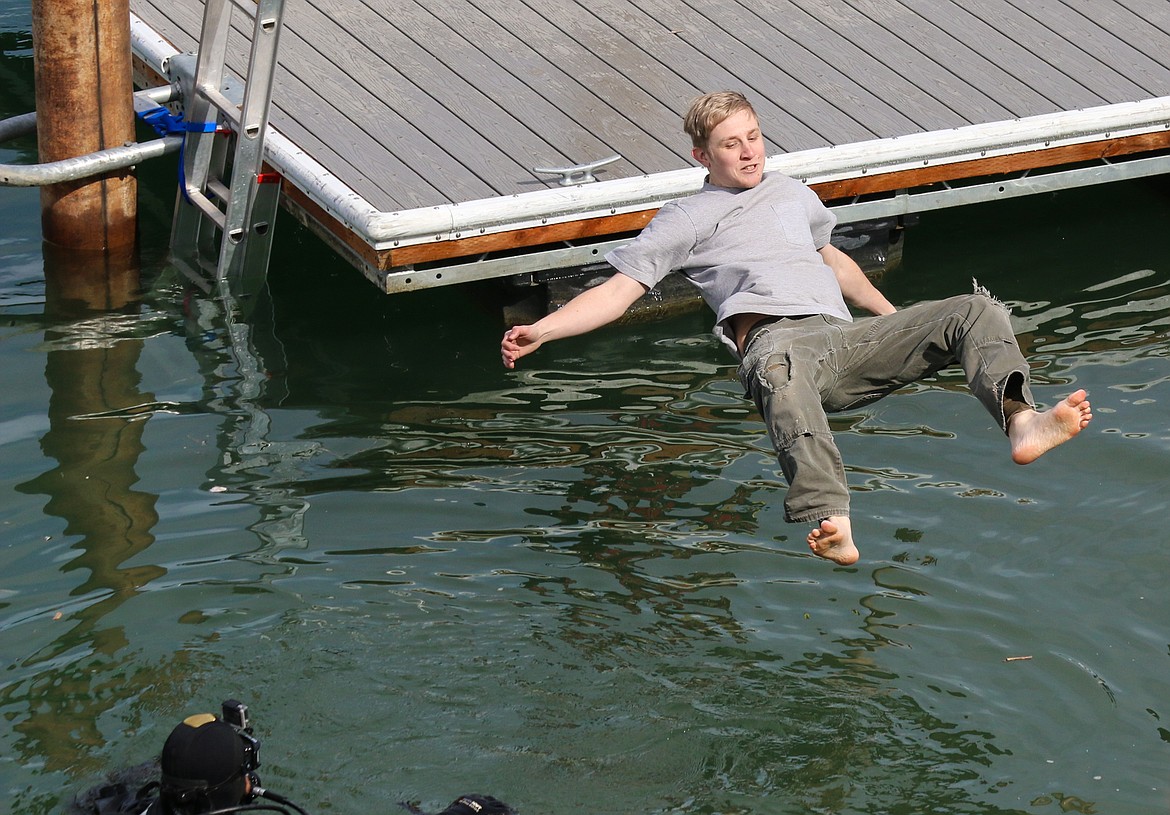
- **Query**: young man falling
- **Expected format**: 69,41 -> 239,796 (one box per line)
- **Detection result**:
501,91 -> 1091,565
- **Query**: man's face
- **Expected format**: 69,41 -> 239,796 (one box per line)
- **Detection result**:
692,108 -> 765,189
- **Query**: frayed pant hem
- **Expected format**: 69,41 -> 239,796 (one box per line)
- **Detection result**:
786,509 -> 850,524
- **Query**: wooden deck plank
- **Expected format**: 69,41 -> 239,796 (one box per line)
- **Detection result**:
384,1 -> 648,179
504,0 -> 700,167
139,0 -> 567,203
135,0 -> 465,209
311,0 -> 674,187
622,0 -> 906,145
947,0 -> 1151,102
893,0 -> 1111,111
274,25 -> 495,207
840,0 -> 1056,119
1112,0 -> 1170,33
296,0 -> 545,198
269,69 -> 440,212
1016,0 -> 1170,95
426,0 -> 694,175
667,0 -> 925,140
776,0 -> 1012,127
579,0 -> 834,150
135,0 -> 198,52
558,0 -> 707,123
421,0 -> 687,173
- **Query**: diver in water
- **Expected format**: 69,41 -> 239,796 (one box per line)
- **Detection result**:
69,700 -> 309,815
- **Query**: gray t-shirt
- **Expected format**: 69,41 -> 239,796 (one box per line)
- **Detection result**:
605,172 -> 850,357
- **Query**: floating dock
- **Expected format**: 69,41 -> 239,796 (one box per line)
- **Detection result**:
127,0 -> 1170,295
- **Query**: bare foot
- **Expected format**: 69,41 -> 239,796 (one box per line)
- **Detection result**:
1009,389 -> 1093,465
807,515 -> 860,565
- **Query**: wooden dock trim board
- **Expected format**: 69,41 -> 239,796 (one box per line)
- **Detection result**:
128,0 -> 1170,292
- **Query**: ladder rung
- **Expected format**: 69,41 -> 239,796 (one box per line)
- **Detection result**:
185,188 -> 227,230
225,0 -> 258,20
198,85 -> 241,125
207,178 -> 231,203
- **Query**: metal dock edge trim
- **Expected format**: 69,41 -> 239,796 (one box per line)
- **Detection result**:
362,98 -> 1170,250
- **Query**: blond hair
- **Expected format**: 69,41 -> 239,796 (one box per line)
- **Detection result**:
683,91 -> 757,149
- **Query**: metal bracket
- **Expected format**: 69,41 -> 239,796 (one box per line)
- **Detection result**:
533,154 -> 622,186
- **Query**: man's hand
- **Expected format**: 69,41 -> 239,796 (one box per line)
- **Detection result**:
498,272 -> 648,370
501,325 -> 543,370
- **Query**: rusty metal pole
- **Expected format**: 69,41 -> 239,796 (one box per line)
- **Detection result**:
31,0 -> 137,252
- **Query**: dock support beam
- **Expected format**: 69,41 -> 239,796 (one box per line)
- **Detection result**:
31,0 -> 137,252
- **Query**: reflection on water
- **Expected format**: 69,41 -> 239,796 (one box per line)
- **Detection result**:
1014,268 -> 1170,381
6,248 -> 161,775
1,162 -> 1169,814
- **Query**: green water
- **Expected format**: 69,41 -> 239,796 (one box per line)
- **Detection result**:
4,7 -> 1170,814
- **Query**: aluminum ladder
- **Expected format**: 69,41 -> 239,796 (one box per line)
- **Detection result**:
171,0 -> 285,292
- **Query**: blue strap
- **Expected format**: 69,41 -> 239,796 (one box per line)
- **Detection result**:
137,106 -> 218,204
138,105 -> 216,136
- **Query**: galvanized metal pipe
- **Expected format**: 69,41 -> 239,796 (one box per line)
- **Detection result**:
0,112 -> 38,145
0,133 -> 182,187
0,86 -> 180,187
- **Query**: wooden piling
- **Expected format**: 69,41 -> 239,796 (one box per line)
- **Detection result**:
31,0 -> 137,252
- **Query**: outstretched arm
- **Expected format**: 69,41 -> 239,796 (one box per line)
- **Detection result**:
819,243 -> 896,316
501,272 -> 649,369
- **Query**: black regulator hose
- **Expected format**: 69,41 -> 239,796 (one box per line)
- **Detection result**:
255,787 -> 311,815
